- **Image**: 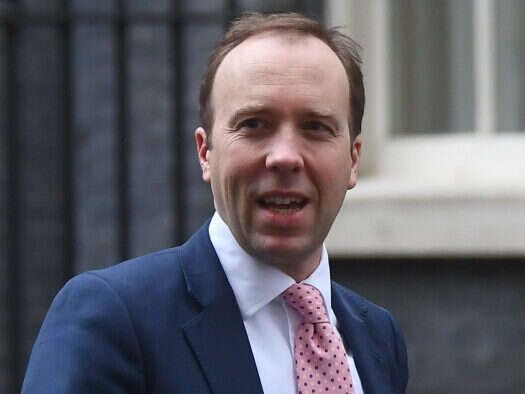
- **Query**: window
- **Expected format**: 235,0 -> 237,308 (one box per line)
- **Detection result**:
326,0 -> 525,256
496,0 -> 525,132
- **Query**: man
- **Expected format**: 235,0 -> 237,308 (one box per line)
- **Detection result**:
23,12 -> 408,394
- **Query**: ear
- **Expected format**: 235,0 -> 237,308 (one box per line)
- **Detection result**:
195,127 -> 211,183
348,135 -> 362,190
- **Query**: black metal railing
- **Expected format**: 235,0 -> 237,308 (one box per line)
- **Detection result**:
5,2 -> 21,392
0,1 -> 322,392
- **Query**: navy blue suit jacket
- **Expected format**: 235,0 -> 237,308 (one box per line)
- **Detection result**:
23,221 -> 408,393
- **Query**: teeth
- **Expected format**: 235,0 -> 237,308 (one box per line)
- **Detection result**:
263,196 -> 303,205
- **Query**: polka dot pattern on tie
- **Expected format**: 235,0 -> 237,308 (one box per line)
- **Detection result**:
283,283 -> 354,394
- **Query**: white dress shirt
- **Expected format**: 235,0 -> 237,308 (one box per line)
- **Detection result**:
209,212 -> 364,394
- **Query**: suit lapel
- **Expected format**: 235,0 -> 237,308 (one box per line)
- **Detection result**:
332,283 -> 389,394
180,223 -> 264,394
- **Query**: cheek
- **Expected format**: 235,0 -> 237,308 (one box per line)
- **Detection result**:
214,164 -> 247,209
316,158 -> 352,202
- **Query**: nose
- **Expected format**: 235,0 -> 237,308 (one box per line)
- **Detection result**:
265,132 -> 304,172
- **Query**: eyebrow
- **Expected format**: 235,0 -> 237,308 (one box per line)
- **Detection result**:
228,105 -> 273,126
302,110 -> 343,130
303,110 -> 336,120
228,106 -> 344,130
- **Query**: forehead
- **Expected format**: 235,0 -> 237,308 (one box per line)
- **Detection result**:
211,33 -> 349,116
225,32 -> 340,70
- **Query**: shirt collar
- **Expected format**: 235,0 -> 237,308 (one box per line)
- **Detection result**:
209,212 -> 333,319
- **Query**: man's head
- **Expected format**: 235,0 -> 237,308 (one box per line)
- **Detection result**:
199,12 -> 365,144
195,13 -> 364,281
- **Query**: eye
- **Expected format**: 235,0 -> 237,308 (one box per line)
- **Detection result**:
303,120 -> 332,133
238,118 -> 263,130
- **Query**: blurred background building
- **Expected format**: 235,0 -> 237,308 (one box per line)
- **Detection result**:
1,0 -> 523,393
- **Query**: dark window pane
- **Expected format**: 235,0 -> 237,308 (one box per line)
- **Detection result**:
390,0 -> 474,134
496,0 -> 525,132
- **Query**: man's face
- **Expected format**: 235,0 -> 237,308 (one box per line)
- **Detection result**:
196,33 -> 361,280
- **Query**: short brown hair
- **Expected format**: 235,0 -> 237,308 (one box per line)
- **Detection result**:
199,12 -> 365,141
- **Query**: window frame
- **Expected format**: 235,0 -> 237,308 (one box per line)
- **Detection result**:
326,0 -> 525,257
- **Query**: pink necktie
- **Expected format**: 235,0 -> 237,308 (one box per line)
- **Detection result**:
283,283 -> 354,394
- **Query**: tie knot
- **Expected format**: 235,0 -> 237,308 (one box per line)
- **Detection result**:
283,283 -> 330,323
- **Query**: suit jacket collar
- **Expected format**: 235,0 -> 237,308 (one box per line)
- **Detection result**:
178,221 -> 390,394
179,221 -> 264,394
332,283 -> 390,394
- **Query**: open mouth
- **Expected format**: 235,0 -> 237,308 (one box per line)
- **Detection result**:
257,195 -> 308,214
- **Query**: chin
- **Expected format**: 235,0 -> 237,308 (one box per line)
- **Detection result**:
250,237 -> 318,267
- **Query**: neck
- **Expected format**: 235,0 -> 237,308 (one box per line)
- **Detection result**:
273,248 -> 323,282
